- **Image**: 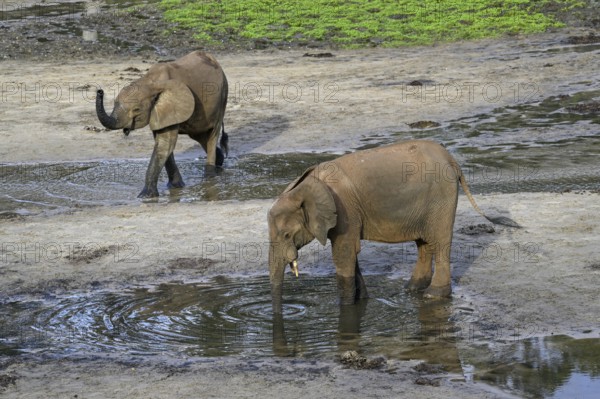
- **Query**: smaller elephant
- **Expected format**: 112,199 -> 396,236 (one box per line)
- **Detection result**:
268,140 -> 520,313
96,51 -> 228,198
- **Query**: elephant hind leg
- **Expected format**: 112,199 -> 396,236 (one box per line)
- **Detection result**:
407,239 -> 433,292
165,153 -> 185,189
216,147 -> 225,167
424,241 -> 452,298
191,129 -> 223,175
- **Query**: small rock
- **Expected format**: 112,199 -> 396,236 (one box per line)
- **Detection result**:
457,224 -> 496,235
340,350 -> 385,369
415,376 -> 440,386
303,52 -> 335,58
407,121 -> 441,129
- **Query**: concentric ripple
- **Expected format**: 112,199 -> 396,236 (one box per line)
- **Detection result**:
1,275 -> 456,359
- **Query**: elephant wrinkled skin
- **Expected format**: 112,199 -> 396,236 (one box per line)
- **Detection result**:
96,51 -> 228,198
268,140 -> 520,313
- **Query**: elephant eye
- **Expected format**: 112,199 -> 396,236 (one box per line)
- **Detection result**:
283,232 -> 291,240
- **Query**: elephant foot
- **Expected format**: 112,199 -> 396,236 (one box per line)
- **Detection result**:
138,186 -> 159,199
423,284 -> 452,299
167,180 -> 185,189
406,277 -> 431,292
337,275 -> 366,305
204,164 -> 223,178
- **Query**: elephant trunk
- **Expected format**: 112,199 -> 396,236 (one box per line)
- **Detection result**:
95,89 -> 120,130
269,250 -> 286,314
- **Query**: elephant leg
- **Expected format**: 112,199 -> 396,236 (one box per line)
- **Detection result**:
407,240 -> 434,292
192,131 -> 220,177
139,128 -> 178,198
216,147 -> 225,167
336,274 -> 357,306
354,260 -> 368,300
332,238 -> 362,305
424,242 -> 452,298
205,121 -> 223,167
165,153 -> 185,189
204,127 -> 222,176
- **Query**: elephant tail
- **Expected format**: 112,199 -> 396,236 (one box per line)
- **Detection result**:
220,125 -> 229,157
458,174 -> 521,228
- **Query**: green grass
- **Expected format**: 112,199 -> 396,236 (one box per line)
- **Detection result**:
159,0 -> 584,48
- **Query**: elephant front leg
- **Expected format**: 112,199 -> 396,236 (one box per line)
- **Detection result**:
332,240 -> 366,305
354,260 -> 368,300
139,128 -> 179,198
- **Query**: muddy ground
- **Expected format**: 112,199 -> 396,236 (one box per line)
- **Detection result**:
1,2 -> 600,398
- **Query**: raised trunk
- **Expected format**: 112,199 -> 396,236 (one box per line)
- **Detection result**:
95,89 -> 119,130
269,251 -> 286,314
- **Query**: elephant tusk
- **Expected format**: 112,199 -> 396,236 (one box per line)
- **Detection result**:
291,259 -> 299,278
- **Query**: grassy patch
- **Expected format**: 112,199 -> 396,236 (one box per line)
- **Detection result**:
159,0 -> 584,48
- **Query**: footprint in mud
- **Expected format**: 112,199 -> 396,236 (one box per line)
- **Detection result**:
566,33 -> 600,44
566,101 -> 600,114
0,374 -> 17,389
413,363 -> 446,386
167,257 -> 215,271
66,244 -> 116,263
407,121 -> 441,129
0,211 -> 24,221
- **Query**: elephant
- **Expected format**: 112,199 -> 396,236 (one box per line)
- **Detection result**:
267,140 -> 520,313
95,51 -> 228,198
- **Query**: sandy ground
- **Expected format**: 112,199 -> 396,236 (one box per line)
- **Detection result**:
1,27 -> 600,398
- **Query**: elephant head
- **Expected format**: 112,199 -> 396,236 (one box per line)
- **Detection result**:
96,79 -> 195,135
268,168 -> 337,313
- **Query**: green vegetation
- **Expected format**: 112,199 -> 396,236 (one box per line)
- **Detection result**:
159,0 -> 584,48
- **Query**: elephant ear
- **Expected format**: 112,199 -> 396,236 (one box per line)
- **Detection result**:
150,80 -> 195,131
290,175 -> 337,245
283,166 -> 317,194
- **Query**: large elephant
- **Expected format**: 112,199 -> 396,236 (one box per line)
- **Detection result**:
268,140 -> 520,313
95,51 -> 228,198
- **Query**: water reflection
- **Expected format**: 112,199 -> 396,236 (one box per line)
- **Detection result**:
468,335 -> 600,398
272,289 -> 461,372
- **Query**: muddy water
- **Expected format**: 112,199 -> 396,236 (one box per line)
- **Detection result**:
0,153 -> 338,216
1,275 -> 599,398
0,276 -> 432,359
